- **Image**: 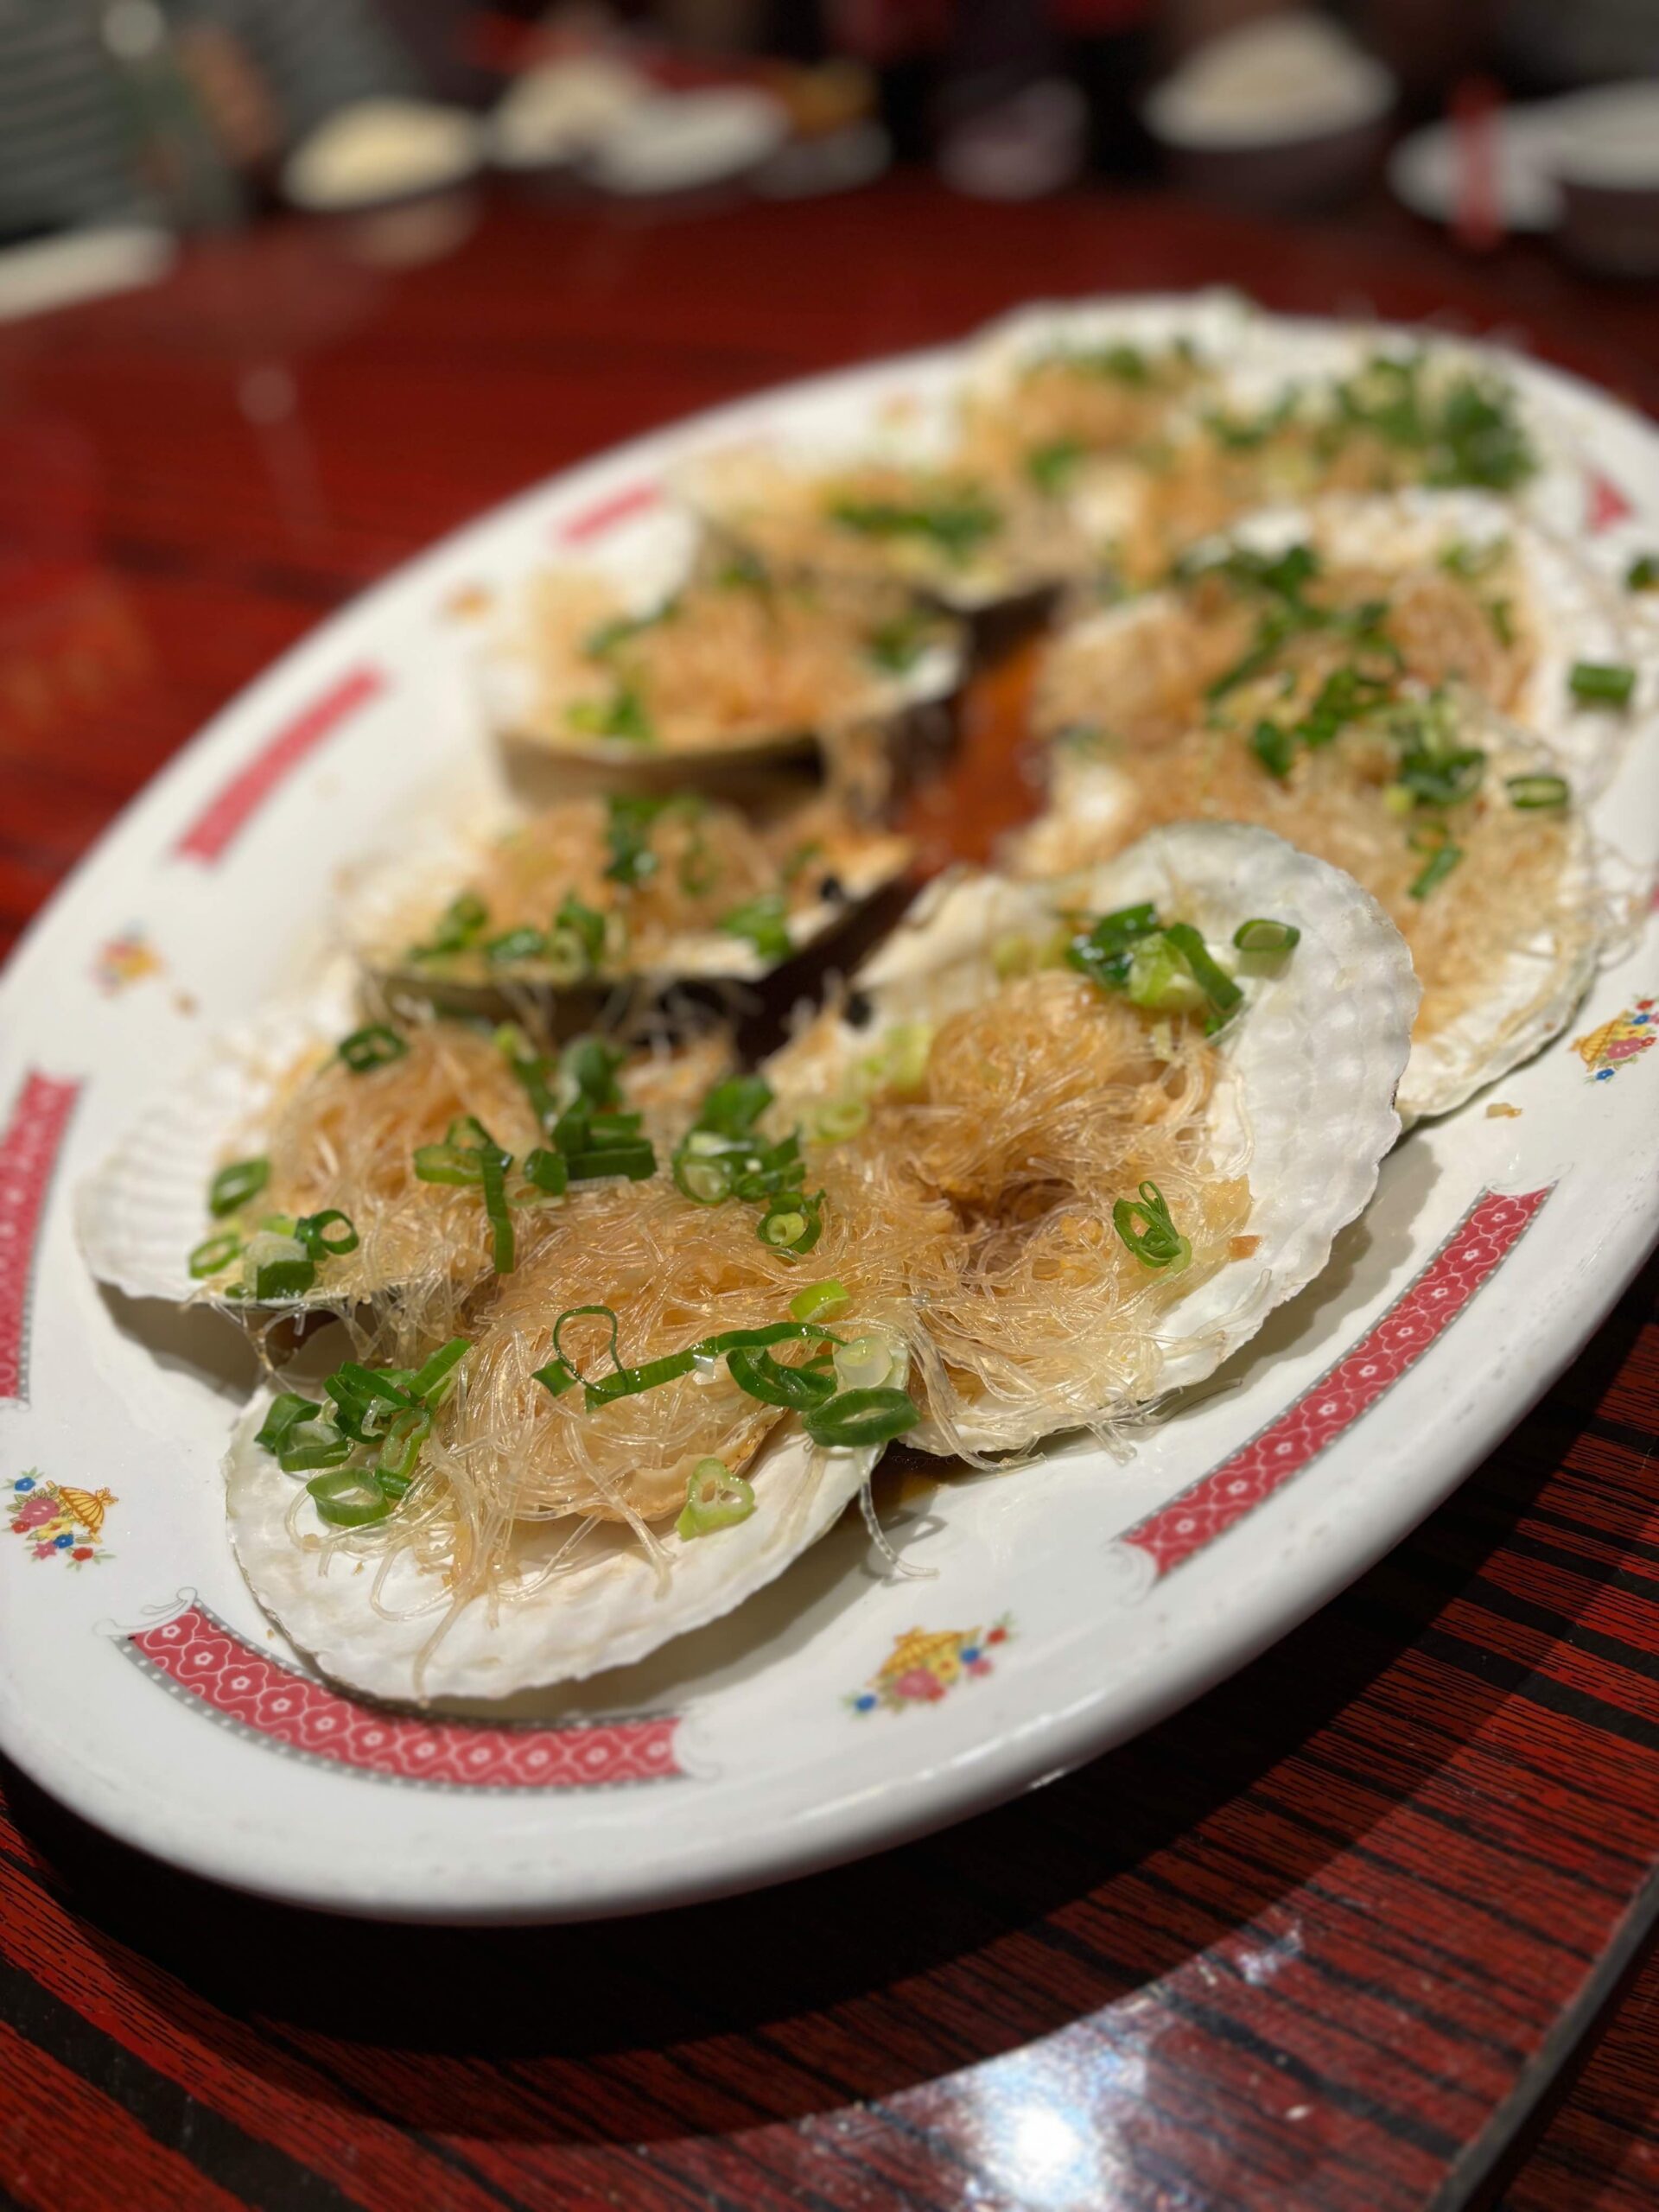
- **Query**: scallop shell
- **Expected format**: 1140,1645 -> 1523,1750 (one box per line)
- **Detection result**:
481,512 -> 966,768
677,422 -> 1093,616
964,298 -> 1591,591
75,963 -> 730,1312
76,962 -> 362,1311
766,822 -> 1418,1455
1018,684 -> 1605,1125
1251,490 -> 1654,796
223,1390 -> 883,1702
342,803 -> 912,1001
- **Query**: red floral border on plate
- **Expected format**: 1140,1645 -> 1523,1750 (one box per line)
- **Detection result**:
1121,1187 -> 1552,1580
0,1072 -> 81,1405
175,665 -> 385,864
1585,468 -> 1634,536
556,482 -> 660,545
121,1602 -> 683,1790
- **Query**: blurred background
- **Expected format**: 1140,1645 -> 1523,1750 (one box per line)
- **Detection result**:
5,0 -> 1659,960
4,0 -> 1659,249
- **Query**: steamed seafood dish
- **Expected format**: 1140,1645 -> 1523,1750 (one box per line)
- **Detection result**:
78,295 -> 1649,1716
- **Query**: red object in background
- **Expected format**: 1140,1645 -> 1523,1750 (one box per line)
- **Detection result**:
1452,74 -> 1503,252
826,0 -> 953,65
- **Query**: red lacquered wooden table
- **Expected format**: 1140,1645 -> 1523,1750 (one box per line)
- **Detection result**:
3,175 -> 1659,2212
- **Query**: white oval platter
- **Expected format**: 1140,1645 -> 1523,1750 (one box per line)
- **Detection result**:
2,300 -> 1657,1923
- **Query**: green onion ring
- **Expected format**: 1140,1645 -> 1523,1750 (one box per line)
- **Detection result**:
727,1345 -> 837,1411
306,1467 -> 395,1528
338,1024 -> 408,1074
802,1387 -> 920,1450
207,1156 -> 268,1218
189,1230 -> 243,1279
1232,918 -> 1301,954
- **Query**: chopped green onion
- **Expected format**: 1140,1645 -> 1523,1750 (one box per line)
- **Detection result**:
410,890 -> 489,960
833,1332 -> 899,1393
583,1349 -> 699,1410
720,894 -> 792,965
673,1150 -> 733,1205
563,1036 -> 625,1108
407,1337 -> 469,1405
1569,660 -> 1636,708
306,1467 -> 395,1529
479,1146 -> 514,1274
485,925 -> 548,966
1626,554 -> 1659,592
727,1345 -> 837,1411
603,793 -> 667,886
1161,924 -> 1243,1019
208,1156 -> 269,1218
676,1460 -> 756,1539
828,490 -> 1001,566
254,1392 -> 320,1453
1112,1181 -> 1192,1273
803,1387 -> 919,1450
1233,918 -> 1301,953
758,1194 -> 821,1254
701,1322 -> 845,1357
278,1419 -> 353,1473
546,893 -> 607,982
1409,842 -> 1464,898
518,1147 -> 569,1197
1065,901 -> 1162,991
251,1243 -> 316,1302
1249,719 -> 1298,779
326,1362 -> 414,1442
548,1304 -> 621,1383
790,1279 -> 849,1325
567,684 -> 654,744
563,1141 -> 655,1182
294,1209 -> 359,1259
1438,535 -> 1509,581
533,1358 -> 579,1399
1506,773 -> 1570,810
811,1099 -> 868,1144
188,1230 -> 242,1279
866,613 -> 932,673
1025,438 -> 1084,497
696,1075 -> 772,1136
1125,935 -> 1205,1014
338,1025 -> 407,1074
373,1407 -> 432,1484
412,1141 -> 484,1185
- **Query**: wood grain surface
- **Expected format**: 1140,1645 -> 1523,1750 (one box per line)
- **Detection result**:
3,175 -> 1658,2212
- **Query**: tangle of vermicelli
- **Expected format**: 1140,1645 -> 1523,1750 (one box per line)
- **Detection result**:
1065,378 -> 1530,588
521,560 -> 947,753
957,345 -> 1205,484
327,966 -> 1245,1646
785,969 -> 1250,1454
1035,554 -> 1534,753
1019,710 -> 1580,1052
215,1018 -> 732,1365
692,451 -> 1093,596
385,792 -> 907,981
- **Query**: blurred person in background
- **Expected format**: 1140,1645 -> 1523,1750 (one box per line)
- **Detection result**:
0,0 -> 418,240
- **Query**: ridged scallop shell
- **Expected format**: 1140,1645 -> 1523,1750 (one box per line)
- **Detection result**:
341,803 -> 912,998
75,963 -> 361,1311
1017,683 -> 1605,1124
480,505 -> 967,767
766,822 -> 1418,1455
1259,490 -> 1652,795
223,1392 -> 883,1702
